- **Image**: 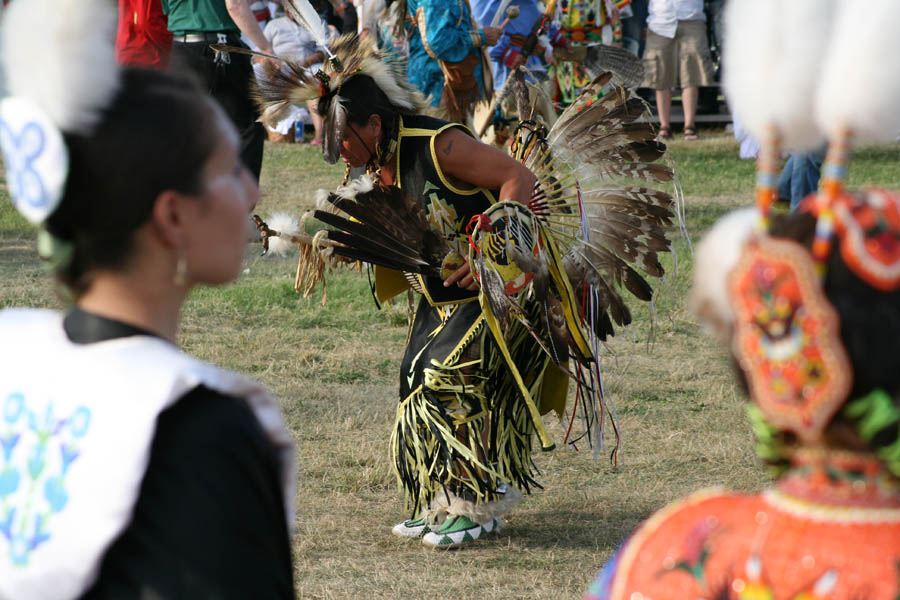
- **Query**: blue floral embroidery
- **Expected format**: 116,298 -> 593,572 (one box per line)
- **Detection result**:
0,392 -> 90,566
0,119 -> 51,211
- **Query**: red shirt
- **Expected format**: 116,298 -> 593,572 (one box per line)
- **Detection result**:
115,0 -> 173,68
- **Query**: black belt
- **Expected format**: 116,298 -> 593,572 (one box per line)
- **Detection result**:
172,32 -> 240,44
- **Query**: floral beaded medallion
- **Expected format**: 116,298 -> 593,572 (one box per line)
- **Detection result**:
729,237 -> 851,442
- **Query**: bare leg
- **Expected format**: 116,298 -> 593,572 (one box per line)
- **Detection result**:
656,88 -> 672,130
681,86 -> 698,130
306,99 -> 324,144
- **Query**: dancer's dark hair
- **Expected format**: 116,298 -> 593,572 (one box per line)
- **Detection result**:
317,74 -> 414,162
45,68 -> 220,295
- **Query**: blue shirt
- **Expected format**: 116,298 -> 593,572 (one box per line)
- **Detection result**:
470,0 -> 551,90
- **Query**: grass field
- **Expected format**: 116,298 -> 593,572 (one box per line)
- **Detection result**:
2,132 -> 899,598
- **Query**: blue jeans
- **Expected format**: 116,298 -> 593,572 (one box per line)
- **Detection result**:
778,149 -> 825,212
621,0 -> 648,57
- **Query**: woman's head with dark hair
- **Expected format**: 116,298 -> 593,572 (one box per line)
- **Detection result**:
693,194 -> 900,464
742,199 -> 900,463
44,67 -> 256,295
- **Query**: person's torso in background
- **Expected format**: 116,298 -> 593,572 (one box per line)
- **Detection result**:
161,0 -> 238,35
646,0 -> 704,38
264,16 -> 320,63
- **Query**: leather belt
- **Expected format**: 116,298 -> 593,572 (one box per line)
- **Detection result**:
172,32 -> 240,44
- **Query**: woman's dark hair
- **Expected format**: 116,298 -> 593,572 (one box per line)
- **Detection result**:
317,74 -> 408,161
45,68 -> 220,295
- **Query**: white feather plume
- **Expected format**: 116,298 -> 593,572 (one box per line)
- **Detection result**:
314,188 -> 332,209
266,212 -> 301,257
723,0 -> 834,151
335,173 -> 375,200
1,0 -> 120,134
284,0 -> 336,60
815,0 -> 900,143
689,208 -> 757,340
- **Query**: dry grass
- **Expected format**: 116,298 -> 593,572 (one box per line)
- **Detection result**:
2,132 -> 898,598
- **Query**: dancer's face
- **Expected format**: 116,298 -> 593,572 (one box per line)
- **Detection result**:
181,109 -> 259,285
340,114 -> 382,168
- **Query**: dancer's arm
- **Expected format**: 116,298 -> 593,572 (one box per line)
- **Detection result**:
226,0 -> 276,55
436,128 -> 536,290
435,127 -> 536,205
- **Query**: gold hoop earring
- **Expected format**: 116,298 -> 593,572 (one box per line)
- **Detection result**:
342,162 -> 351,186
173,253 -> 188,287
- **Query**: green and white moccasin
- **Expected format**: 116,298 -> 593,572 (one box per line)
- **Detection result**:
391,517 -> 432,538
421,515 -> 502,549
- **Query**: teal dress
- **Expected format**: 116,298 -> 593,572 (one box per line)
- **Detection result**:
406,0 -> 487,110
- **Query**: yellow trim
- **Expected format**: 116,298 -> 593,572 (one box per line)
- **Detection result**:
396,116 -> 496,201
443,314 -> 485,366
540,225 -> 593,357
429,123 -> 482,196
415,273 -> 479,307
479,292 -> 555,451
761,488 -> 900,524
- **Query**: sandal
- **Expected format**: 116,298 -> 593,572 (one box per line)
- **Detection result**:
656,126 -> 672,141
683,126 -> 699,141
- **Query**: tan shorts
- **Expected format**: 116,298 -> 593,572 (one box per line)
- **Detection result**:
642,20 -> 715,89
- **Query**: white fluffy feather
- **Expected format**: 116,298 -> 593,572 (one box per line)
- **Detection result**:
689,208 -> 757,340
335,173 -> 375,200
266,212 -> 301,257
1,0 -> 119,134
314,188 -> 333,209
723,0 -> 834,151
815,0 -> 900,142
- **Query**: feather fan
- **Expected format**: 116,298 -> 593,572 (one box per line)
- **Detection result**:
815,0 -> 900,143
513,71 -> 679,343
1,0 -> 119,134
582,44 -> 645,89
312,176 -> 449,273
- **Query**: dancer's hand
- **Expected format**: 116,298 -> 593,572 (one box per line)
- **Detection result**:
444,262 -> 479,291
482,27 -> 503,46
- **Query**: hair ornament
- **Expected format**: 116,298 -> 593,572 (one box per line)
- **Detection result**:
728,236 -> 852,442
0,0 -> 120,225
0,98 -> 69,225
804,187 -> 900,291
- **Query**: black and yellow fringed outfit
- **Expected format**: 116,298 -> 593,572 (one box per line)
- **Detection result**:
250,24 -> 680,527
381,115 -> 557,519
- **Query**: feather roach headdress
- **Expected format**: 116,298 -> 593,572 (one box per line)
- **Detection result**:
248,0 -> 427,163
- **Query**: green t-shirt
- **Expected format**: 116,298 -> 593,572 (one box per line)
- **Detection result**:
162,0 -> 239,35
